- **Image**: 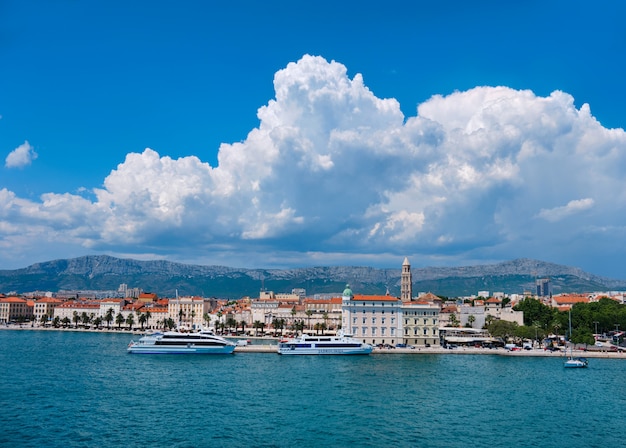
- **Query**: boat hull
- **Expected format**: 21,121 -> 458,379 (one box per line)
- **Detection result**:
128,345 -> 235,355
564,358 -> 588,368
277,346 -> 372,355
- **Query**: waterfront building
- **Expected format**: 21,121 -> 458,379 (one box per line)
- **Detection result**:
168,296 -> 212,330
341,285 -> 403,346
401,299 -> 440,346
99,298 -> 125,318
33,297 -> 63,324
438,304 -> 459,327
459,304 -> 485,329
251,298 -> 280,328
0,296 -> 33,323
53,301 -> 100,324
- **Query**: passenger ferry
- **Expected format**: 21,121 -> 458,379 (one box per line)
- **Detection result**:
277,331 -> 373,355
127,330 -> 236,354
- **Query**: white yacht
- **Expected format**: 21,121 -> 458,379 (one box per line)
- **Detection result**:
127,330 -> 236,354
277,331 -> 373,355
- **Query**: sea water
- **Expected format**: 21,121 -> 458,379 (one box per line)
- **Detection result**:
1,330 -> 624,448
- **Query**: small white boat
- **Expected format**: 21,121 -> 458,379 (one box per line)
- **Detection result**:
564,356 -> 588,368
277,331 -> 373,355
563,310 -> 588,368
127,330 -> 236,354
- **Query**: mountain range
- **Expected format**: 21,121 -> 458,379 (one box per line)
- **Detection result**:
1,255 -> 625,299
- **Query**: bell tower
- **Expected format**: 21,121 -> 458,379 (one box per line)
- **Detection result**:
401,257 -> 412,302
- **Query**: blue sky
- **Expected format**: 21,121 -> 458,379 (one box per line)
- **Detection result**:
1,1 -> 626,279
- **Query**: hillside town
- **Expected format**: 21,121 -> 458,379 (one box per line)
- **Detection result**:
2,258 -> 626,349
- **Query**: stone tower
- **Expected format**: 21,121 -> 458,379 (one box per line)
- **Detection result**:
401,257 -> 412,302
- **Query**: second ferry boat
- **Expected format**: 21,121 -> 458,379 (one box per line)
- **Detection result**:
277,331 -> 373,355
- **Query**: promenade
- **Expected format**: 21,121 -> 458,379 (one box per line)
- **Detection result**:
235,344 -> 626,358
4,326 -> 625,359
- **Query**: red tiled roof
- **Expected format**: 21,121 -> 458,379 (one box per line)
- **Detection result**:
0,296 -> 27,303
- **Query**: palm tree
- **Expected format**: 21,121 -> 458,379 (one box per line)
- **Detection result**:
40,314 -> 48,326
73,311 -> 80,328
305,310 -> 313,330
115,313 -> 125,329
144,310 -> 151,329
190,310 -> 196,329
53,316 -> 61,328
62,316 -> 71,327
138,313 -> 147,330
178,309 -> 185,328
126,313 -> 135,331
203,313 -> 212,329
253,320 -> 262,336
467,315 -> 476,328
105,308 -> 114,329
81,312 -> 91,327
239,320 -> 246,335
226,317 -> 238,334
216,311 -> 223,333
93,317 -> 102,329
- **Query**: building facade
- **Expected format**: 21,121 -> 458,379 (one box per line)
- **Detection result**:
341,285 -> 403,346
402,301 -> 440,346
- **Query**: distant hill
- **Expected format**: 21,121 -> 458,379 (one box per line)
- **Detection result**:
0,255 -> 624,298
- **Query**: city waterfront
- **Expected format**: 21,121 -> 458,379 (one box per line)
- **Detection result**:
1,330 -> 625,447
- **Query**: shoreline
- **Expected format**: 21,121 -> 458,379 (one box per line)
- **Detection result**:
3,326 -> 625,359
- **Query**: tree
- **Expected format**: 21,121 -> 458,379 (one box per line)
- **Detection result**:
272,318 -> 285,336
513,298 -> 554,328
126,313 -> 135,330
145,310 -> 151,329
305,310 -> 313,330
105,308 -> 114,329
81,312 -> 91,327
40,314 -> 48,326
487,320 -> 518,342
253,320 -> 263,336
93,317 -> 102,329
203,313 -> 212,329
73,311 -> 80,328
571,327 -> 595,347
449,313 -> 459,328
467,315 -> 476,328
115,313 -> 125,329
138,313 -> 147,330
61,316 -> 71,327
240,320 -> 246,335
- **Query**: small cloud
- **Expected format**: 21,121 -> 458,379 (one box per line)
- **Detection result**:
537,198 -> 594,222
5,141 -> 38,168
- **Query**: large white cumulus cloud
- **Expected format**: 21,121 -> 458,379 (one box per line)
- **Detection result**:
1,54 -> 626,271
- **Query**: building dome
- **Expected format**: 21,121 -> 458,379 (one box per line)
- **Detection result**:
342,284 -> 353,298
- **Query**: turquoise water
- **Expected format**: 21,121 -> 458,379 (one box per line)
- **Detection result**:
1,330 -> 625,447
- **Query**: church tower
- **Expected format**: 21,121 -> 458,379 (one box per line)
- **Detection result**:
401,257 -> 412,302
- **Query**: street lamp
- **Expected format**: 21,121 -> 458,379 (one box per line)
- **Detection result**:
593,321 -> 599,336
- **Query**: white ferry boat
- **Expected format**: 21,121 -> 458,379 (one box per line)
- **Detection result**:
127,330 -> 236,354
277,331 -> 373,355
